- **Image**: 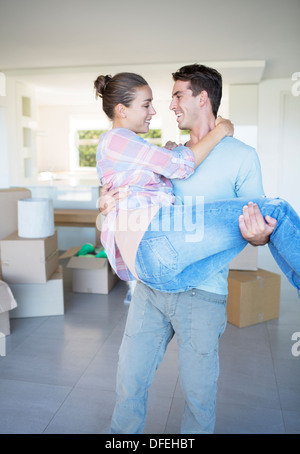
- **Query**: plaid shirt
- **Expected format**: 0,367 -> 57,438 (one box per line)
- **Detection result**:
96,127 -> 195,280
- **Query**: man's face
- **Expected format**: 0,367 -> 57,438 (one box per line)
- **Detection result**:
169,80 -> 202,130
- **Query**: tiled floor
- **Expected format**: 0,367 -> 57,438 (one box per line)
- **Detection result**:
0,263 -> 300,434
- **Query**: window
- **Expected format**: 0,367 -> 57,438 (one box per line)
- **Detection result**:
179,129 -> 190,144
76,129 -> 107,168
75,128 -> 162,169
139,129 -> 162,146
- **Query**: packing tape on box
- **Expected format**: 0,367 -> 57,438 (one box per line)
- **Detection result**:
256,276 -> 264,289
18,198 -> 55,238
244,272 -> 264,289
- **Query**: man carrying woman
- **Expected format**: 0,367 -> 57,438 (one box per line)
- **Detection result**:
95,65 -> 300,433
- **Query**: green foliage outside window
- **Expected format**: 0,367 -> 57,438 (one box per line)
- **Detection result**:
139,129 -> 161,139
77,130 -> 107,167
78,145 -> 97,167
139,129 -> 162,146
77,129 -> 162,167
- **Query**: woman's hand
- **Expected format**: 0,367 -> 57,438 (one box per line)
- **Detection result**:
215,116 -> 234,137
99,183 -> 130,216
164,141 -> 179,150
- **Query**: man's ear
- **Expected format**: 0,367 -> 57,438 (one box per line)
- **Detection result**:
115,103 -> 127,118
199,90 -> 209,107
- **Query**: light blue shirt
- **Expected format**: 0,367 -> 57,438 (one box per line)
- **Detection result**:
172,136 -> 265,295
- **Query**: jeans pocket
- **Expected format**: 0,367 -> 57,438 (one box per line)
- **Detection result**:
136,236 -> 178,279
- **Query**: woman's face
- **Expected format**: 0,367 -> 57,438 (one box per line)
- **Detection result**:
124,85 -> 156,134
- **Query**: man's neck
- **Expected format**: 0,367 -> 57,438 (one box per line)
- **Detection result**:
186,114 -> 216,146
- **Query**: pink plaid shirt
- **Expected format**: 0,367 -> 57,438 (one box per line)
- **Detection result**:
96,127 -> 195,280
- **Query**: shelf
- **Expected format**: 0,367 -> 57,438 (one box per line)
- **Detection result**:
54,208 -> 99,228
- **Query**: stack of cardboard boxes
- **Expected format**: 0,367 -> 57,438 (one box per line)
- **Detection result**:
228,244 -> 281,328
0,188 -> 64,324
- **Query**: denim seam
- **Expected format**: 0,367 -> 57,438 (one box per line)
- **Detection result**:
145,324 -> 172,387
137,236 -> 178,279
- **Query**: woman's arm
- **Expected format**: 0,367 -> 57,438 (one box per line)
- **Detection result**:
190,118 -> 234,168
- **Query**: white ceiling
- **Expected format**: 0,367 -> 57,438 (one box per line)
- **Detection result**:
1,0 -> 299,104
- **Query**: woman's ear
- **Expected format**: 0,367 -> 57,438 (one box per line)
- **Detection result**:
115,103 -> 127,118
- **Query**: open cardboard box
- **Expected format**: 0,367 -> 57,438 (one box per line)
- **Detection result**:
60,246 -> 119,294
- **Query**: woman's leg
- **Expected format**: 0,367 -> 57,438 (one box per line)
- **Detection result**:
134,197 -> 300,293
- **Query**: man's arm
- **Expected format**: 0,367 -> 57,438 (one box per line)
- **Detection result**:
239,201 -> 277,246
99,183 -> 130,216
99,186 -> 276,246
234,145 -> 276,246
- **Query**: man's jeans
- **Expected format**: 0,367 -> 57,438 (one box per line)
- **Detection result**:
135,197 -> 300,294
110,282 -> 227,434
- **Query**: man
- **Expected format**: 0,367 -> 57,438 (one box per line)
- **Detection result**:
101,64 -> 277,434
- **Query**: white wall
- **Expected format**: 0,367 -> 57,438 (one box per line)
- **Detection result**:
0,78 -> 38,187
0,107 -> 10,187
37,105 -> 71,172
229,79 -> 300,301
0,78 -> 17,187
258,78 -> 300,300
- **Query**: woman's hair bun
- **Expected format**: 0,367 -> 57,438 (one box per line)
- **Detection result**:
94,75 -> 112,98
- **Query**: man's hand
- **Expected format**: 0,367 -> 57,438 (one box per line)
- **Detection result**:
239,201 -> 277,246
99,183 -> 130,216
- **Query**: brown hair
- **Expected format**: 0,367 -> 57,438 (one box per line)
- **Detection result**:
94,72 -> 149,120
172,64 -> 222,118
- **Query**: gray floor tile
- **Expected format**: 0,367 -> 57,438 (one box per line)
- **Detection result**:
43,387 -> 116,434
144,394 -> 175,434
0,266 -> 299,434
282,410 -> 300,434
215,402 -> 285,434
0,378 -> 71,434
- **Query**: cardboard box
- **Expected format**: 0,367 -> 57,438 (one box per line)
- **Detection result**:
227,268 -> 281,328
9,266 -> 64,318
0,230 -> 59,284
0,280 -> 18,335
229,244 -> 258,271
0,187 -> 31,241
60,247 -> 119,294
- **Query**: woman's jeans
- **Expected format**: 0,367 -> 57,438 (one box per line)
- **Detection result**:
135,197 -> 300,294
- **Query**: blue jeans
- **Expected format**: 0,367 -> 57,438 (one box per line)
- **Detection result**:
135,197 -> 300,294
110,282 -> 227,434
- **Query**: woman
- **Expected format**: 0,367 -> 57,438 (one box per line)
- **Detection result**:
94,72 -> 300,295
